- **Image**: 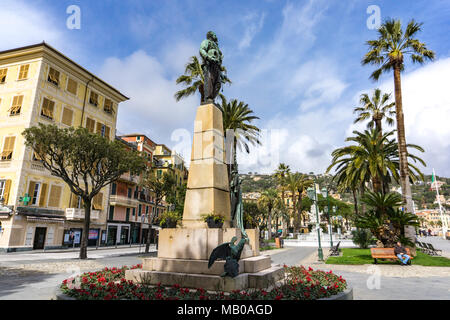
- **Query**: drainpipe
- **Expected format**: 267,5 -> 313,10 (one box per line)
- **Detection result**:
80,77 -> 94,127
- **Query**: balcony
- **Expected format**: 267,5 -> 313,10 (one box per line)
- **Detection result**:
109,195 -> 139,208
65,208 -> 100,220
117,172 -> 139,185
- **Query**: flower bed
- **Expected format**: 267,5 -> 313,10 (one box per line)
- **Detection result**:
60,265 -> 347,300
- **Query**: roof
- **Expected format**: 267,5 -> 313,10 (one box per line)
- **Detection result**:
0,42 -> 129,101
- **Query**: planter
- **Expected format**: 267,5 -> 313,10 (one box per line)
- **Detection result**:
160,219 -> 178,228
318,287 -> 353,300
206,217 -> 224,228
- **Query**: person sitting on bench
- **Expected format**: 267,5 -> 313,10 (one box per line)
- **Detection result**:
394,241 -> 411,265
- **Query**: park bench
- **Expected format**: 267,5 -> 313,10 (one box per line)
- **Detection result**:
329,241 -> 341,257
370,247 -> 413,264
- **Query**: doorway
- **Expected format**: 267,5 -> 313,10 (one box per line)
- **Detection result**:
33,227 -> 47,250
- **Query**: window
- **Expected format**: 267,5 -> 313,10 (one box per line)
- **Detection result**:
28,181 -> 41,205
127,188 -> 132,198
66,78 -> 78,95
1,136 -> 15,161
70,193 -> 83,208
109,206 -> 115,220
32,151 -> 42,162
41,98 -> 55,120
89,91 -> 99,106
9,95 -> 23,116
138,204 -> 142,217
93,193 -> 103,210
61,107 -> 73,126
126,208 -> 130,222
132,207 -> 136,216
104,98 -> 114,114
97,123 -> 110,140
111,183 -> 117,195
18,64 -> 29,80
48,185 -> 62,207
38,183 -> 48,207
47,67 -> 60,86
0,68 -> 7,83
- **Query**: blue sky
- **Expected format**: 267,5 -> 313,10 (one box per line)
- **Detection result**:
2,0 -> 450,176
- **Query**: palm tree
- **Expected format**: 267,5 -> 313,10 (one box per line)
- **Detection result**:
257,189 -> 279,240
362,18 -> 435,213
273,163 -> 290,235
220,94 -> 261,178
354,88 -> 395,135
174,56 -> 231,103
328,129 -> 425,195
295,174 -> 313,227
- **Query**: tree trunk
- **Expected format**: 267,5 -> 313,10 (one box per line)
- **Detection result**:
393,66 -> 415,246
267,207 -> 272,240
352,189 -> 359,216
393,66 -> 413,213
145,200 -> 158,253
80,199 -> 92,259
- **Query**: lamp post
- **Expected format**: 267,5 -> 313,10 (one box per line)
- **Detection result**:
321,187 -> 333,248
307,181 -> 323,261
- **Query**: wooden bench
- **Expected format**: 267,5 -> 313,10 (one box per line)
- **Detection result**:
370,248 -> 413,264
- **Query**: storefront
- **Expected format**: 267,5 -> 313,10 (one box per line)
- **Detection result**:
106,223 -> 130,245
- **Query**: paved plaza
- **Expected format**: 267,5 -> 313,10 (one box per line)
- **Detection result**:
0,239 -> 449,300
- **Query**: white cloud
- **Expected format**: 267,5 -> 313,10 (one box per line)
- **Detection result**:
99,50 -> 198,149
346,57 -> 450,176
238,12 -> 266,50
0,0 -> 62,50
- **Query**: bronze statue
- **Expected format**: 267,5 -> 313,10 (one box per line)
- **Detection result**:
200,31 -> 223,104
208,236 -> 247,278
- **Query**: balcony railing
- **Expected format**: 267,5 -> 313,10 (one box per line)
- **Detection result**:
65,208 -> 100,220
109,195 -> 139,208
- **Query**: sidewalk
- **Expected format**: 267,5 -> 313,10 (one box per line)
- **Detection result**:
1,243 -> 153,255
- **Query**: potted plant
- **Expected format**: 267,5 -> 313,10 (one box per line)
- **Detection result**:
159,211 -> 181,228
202,212 -> 225,228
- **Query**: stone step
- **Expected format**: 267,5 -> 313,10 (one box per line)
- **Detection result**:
125,263 -> 285,292
142,255 -> 272,276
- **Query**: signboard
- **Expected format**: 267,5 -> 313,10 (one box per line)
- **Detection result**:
64,233 -> 70,243
88,229 -> 99,240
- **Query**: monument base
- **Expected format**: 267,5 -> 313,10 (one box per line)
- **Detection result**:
125,256 -> 285,292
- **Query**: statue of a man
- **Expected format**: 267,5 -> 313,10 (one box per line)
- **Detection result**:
199,31 -> 223,104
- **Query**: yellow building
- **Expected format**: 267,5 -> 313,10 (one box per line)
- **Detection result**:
153,144 -> 188,188
0,43 -> 128,252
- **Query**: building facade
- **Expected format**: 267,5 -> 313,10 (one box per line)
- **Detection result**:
0,43 -> 128,252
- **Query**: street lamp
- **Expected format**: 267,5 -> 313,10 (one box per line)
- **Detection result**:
307,181 -> 323,261
321,187 -> 333,247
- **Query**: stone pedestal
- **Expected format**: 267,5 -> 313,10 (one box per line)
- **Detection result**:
182,103 -> 231,228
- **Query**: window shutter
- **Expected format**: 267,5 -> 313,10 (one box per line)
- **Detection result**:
41,98 -> 55,119
1,136 -> 15,160
86,118 -> 95,133
9,95 -> 23,115
48,185 -> 62,207
3,180 -> 11,204
96,122 -> 103,134
93,193 -> 103,210
28,181 -> 36,198
67,78 -> 78,95
48,68 -> 60,86
18,64 -> 29,80
104,126 -> 110,140
39,183 -> 48,207
61,107 -> 73,126
0,68 -> 7,83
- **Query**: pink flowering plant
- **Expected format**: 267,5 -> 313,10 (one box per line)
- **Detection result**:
60,265 -> 346,300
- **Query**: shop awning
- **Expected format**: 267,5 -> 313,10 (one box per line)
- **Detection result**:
26,216 -> 65,224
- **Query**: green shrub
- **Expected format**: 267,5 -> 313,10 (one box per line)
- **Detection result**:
351,229 -> 375,249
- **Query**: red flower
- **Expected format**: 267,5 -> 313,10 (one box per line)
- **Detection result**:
104,294 -> 113,300
98,277 -> 106,283
275,294 -> 283,300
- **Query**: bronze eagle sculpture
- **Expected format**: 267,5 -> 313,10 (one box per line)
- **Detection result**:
208,236 -> 248,278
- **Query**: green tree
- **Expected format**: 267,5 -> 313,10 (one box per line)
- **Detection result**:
257,189 -> 280,240
220,94 -> 261,179
174,56 -> 231,103
273,163 -> 291,236
22,124 -> 146,259
362,18 -> 435,213
140,170 -> 177,253
353,88 -> 395,135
